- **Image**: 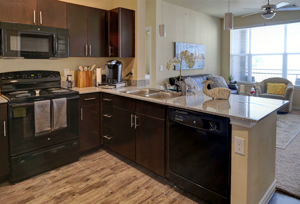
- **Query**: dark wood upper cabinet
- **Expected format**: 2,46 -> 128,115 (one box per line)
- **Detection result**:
0,0 -> 37,25
37,0 -> 67,28
0,0 -> 66,28
79,93 -> 100,154
67,3 -> 106,57
0,104 -> 9,181
107,8 -> 135,57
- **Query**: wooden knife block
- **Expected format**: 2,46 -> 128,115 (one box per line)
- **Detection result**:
74,71 -> 93,88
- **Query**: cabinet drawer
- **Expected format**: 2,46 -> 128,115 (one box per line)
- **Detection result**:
103,103 -> 113,115
136,100 -> 166,119
102,93 -> 114,105
102,112 -> 113,126
103,126 -> 113,148
0,104 -> 7,120
114,95 -> 135,111
80,93 -> 99,105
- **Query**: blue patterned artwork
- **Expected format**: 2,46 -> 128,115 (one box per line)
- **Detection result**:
174,42 -> 205,70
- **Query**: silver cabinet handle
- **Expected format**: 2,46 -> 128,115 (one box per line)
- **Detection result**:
131,114 -> 134,128
103,114 -> 112,118
3,121 -> 6,137
84,98 -> 96,101
103,135 -> 112,140
89,45 -> 92,56
39,11 -> 42,24
103,98 -> 112,102
81,108 -> 83,120
33,10 -> 36,24
135,115 -> 139,129
84,45 -> 88,56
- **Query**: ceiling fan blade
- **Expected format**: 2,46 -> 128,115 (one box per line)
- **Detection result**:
241,12 -> 261,17
277,6 -> 300,11
276,2 -> 290,8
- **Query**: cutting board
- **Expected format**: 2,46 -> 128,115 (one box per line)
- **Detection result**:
74,71 -> 93,88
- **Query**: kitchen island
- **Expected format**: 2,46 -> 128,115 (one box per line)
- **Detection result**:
73,86 -> 288,204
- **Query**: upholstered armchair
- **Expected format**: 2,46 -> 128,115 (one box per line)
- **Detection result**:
257,77 -> 294,112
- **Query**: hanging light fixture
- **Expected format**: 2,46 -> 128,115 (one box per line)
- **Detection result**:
159,0 -> 166,37
224,0 -> 234,30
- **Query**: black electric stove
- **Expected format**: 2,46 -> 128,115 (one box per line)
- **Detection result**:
0,70 -> 78,103
0,70 -> 80,183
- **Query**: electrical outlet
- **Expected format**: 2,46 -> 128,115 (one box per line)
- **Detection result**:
235,137 -> 245,156
160,66 -> 163,72
131,69 -> 134,76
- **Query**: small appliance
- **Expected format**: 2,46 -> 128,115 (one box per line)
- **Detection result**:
0,22 -> 69,59
105,60 -> 123,84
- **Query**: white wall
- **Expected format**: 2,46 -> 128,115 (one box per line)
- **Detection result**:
154,1 -> 222,85
221,11 -> 300,109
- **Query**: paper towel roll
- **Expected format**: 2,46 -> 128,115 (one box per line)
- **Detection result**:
96,68 -> 102,85
240,85 -> 245,93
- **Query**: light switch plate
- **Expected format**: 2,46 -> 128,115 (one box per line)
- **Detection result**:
235,137 -> 245,156
160,65 -> 163,71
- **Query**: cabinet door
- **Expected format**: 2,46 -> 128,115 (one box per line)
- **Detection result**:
113,107 -> 136,161
119,8 -> 135,57
136,113 -> 165,176
107,8 -> 119,57
87,8 -> 106,57
67,3 -> 88,57
0,104 -> 9,179
37,0 -> 66,28
0,0 -> 37,25
80,104 -> 100,153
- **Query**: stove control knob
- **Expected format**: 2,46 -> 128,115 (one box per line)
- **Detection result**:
55,75 -> 59,78
22,75 -> 27,79
37,74 -> 42,78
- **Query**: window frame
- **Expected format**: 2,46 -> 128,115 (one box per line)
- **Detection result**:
230,23 -> 300,85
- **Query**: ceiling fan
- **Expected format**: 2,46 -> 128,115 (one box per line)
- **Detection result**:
242,0 -> 300,19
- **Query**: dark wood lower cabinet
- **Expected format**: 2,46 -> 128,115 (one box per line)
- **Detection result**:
0,104 -> 9,181
113,107 -> 136,161
79,94 -> 100,154
136,113 -> 165,177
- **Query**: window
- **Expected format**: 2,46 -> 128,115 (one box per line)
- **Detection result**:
231,22 -> 300,85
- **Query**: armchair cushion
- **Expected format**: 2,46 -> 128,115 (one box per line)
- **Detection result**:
267,83 -> 287,95
258,77 -> 294,112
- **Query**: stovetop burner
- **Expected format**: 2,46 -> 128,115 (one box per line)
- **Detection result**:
9,91 -> 29,95
15,93 -> 32,98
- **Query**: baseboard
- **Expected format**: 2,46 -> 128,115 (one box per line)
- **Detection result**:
292,106 -> 300,110
259,179 -> 276,204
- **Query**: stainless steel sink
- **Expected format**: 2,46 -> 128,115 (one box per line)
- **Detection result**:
145,92 -> 180,99
120,88 -> 180,99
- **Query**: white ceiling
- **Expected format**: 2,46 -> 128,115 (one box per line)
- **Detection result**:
163,0 -> 300,18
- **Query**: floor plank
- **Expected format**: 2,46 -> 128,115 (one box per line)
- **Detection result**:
0,149 -> 207,204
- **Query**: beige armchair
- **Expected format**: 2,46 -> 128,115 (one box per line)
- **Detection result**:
257,77 -> 294,113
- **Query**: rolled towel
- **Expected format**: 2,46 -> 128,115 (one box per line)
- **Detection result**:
52,98 -> 67,131
34,100 -> 51,136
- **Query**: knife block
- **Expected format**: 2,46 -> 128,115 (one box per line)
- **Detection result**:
74,71 -> 93,88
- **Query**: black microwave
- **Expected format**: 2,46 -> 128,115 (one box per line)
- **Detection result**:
0,22 -> 69,59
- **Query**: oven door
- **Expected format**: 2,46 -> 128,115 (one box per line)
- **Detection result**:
9,96 -> 79,156
2,29 -> 55,59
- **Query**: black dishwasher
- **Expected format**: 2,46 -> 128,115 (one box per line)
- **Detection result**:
168,108 -> 231,204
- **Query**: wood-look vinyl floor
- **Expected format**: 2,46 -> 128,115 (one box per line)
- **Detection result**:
0,149 -> 207,204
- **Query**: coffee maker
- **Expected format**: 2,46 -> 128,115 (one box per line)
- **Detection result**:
105,60 -> 122,84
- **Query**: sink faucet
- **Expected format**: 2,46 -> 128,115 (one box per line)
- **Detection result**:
175,80 -> 187,96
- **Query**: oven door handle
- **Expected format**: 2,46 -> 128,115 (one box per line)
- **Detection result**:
10,96 -> 79,108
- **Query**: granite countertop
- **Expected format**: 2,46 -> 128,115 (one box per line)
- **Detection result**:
71,86 -> 289,123
0,96 -> 8,104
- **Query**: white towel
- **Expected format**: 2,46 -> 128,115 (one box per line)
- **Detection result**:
34,100 -> 51,136
52,98 -> 67,131
184,77 -> 200,90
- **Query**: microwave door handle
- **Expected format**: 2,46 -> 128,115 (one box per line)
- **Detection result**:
53,34 -> 57,56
